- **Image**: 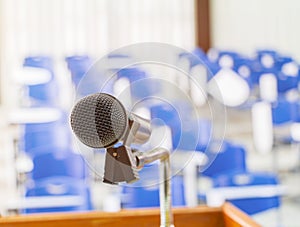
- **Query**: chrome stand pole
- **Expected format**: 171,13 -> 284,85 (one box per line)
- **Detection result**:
137,147 -> 174,227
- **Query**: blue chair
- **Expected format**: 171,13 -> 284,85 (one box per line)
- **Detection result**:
179,51 -> 205,68
249,50 -> 279,85
197,141 -> 283,215
21,111 -> 71,152
23,121 -> 71,153
272,97 -> 297,143
291,101 -> 300,123
116,67 -> 159,99
277,72 -> 299,93
276,56 -> 294,69
193,48 -> 220,77
192,48 -> 207,60
121,165 -> 185,208
256,50 -> 278,62
271,97 -> 294,125
215,51 -> 244,71
206,50 -> 253,82
171,101 -> 198,151
23,56 -> 59,107
29,148 -> 87,180
233,58 -> 254,88
107,53 -> 130,71
218,51 -> 241,59
150,103 -> 181,150
117,68 -> 146,81
276,58 -> 299,93
151,102 -> 205,152
217,51 -> 243,69
252,51 -> 299,92
212,171 -> 281,215
121,165 -> 160,208
196,119 -> 212,152
256,49 -> 278,55
248,59 -> 264,85
24,177 -> 92,213
174,128 -> 199,151
65,55 -> 92,87
200,141 -> 247,177
69,55 -> 132,97
270,97 -> 300,146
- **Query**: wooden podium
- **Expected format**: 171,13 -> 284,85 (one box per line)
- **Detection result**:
0,203 -> 261,227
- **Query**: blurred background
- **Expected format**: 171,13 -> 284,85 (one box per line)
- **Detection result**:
0,0 -> 300,226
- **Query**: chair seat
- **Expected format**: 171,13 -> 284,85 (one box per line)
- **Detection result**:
208,171 -> 284,215
24,177 -> 92,213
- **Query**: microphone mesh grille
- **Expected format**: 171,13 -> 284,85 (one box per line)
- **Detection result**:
70,93 -> 127,148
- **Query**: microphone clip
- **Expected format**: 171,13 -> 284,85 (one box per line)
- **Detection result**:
103,145 -> 139,184
103,114 -> 150,184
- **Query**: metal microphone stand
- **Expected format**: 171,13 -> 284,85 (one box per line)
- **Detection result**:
136,148 -> 174,227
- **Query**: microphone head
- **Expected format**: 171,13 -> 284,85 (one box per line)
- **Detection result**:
70,93 -> 128,148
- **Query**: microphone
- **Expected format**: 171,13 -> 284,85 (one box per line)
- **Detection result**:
70,93 -> 174,227
70,93 -> 151,183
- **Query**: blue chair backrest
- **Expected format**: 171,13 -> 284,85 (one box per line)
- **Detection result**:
174,116 -> 210,151
277,72 -> 299,93
192,48 -> 219,77
24,56 -> 54,72
151,102 -> 201,151
116,67 -> 159,99
179,51 -> 205,68
23,121 -> 71,152
218,51 -> 242,66
22,112 -> 71,152
256,50 -> 278,68
196,119 -> 212,151
250,50 -> 278,85
252,51 -> 299,92
65,55 -> 92,87
201,141 -> 247,177
23,56 -> 58,106
150,103 -> 181,149
233,58 -> 253,88
29,148 -> 87,180
271,97 -> 294,125
276,58 -> 299,93
291,101 -> 300,123
117,68 -> 146,82
276,56 -> 293,69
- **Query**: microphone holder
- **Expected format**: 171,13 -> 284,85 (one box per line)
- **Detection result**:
103,146 -> 174,227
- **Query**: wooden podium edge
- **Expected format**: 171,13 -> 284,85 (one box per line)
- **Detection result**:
0,203 -> 261,227
222,203 -> 262,227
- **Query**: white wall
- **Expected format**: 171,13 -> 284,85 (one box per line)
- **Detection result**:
210,0 -> 300,59
0,0 -> 195,107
